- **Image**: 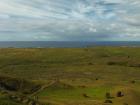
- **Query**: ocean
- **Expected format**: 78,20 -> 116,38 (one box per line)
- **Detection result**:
0,41 -> 140,48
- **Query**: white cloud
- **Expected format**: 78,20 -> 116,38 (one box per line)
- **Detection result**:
0,0 -> 140,41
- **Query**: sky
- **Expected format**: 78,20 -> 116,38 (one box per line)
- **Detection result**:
0,0 -> 140,41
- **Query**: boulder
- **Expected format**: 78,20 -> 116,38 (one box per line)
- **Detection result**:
117,91 -> 124,97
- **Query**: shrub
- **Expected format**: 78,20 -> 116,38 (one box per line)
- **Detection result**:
106,92 -> 111,99
104,99 -> 113,103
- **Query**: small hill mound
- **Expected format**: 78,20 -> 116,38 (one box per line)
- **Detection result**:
0,75 -> 41,94
47,81 -> 74,89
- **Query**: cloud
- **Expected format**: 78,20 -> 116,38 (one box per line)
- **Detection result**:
0,0 -> 140,41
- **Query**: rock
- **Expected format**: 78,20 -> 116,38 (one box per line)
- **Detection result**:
117,91 -> 124,97
9,95 -> 18,100
96,78 -> 98,80
83,93 -> 90,98
88,62 -> 94,65
131,80 -> 135,84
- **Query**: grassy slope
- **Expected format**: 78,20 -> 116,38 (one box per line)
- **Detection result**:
0,93 -> 25,105
0,47 -> 140,105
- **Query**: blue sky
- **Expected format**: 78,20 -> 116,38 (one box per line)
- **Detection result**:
0,0 -> 140,41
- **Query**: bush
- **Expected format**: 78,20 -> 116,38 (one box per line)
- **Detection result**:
107,61 -> 116,65
104,99 -> 113,103
106,92 -> 111,99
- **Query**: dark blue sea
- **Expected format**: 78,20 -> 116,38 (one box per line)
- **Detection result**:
0,41 -> 140,48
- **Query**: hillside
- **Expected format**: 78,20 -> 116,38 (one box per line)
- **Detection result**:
0,47 -> 140,105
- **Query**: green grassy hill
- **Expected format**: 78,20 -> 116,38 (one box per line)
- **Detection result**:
0,47 -> 140,105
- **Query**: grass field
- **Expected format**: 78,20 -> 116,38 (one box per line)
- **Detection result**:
0,47 -> 140,105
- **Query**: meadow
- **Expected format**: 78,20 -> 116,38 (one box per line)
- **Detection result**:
0,47 -> 140,105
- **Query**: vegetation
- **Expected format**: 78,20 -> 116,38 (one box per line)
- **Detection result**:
0,47 -> 140,105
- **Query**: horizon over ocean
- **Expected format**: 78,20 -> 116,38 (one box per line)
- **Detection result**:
0,41 -> 140,48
